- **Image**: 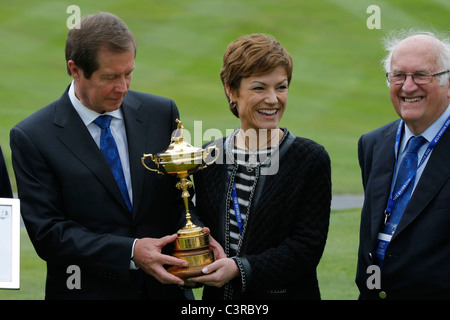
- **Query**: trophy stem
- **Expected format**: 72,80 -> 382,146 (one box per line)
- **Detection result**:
176,172 -> 202,233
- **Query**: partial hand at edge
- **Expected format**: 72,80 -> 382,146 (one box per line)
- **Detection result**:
132,234 -> 188,285
189,258 -> 239,287
202,227 -> 227,260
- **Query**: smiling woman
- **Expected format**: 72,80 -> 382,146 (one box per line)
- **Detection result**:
227,66 -> 288,135
221,34 -> 293,148
192,33 -> 332,300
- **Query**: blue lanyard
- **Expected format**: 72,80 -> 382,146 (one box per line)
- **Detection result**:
385,116 -> 450,216
231,182 -> 244,235
231,132 -> 246,235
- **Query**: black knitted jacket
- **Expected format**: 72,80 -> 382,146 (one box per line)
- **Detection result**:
193,130 -> 331,299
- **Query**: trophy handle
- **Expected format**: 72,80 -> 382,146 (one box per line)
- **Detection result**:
203,145 -> 220,166
141,154 -> 164,175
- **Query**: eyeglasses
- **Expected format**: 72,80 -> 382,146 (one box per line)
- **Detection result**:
386,70 -> 450,85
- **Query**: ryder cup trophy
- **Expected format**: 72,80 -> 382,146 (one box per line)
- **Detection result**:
141,119 -> 219,278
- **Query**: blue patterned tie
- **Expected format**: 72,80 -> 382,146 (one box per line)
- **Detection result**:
94,115 -> 132,212
375,135 -> 426,266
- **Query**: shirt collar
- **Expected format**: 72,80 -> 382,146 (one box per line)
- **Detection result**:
68,80 -> 123,126
402,104 -> 450,151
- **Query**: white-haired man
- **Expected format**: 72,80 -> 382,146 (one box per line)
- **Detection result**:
356,31 -> 450,299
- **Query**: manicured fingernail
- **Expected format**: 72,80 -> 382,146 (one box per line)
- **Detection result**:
202,267 -> 208,274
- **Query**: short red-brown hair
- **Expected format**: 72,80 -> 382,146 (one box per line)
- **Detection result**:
220,33 -> 293,117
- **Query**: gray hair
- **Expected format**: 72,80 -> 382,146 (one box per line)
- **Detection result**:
382,29 -> 450,86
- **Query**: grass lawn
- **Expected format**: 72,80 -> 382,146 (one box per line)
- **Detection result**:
317,209 -> 361,299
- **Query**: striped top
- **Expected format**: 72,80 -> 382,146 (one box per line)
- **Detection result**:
229,146 -> 275,255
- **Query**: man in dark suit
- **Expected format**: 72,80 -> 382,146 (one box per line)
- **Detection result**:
356,31 -> 450,299
10,13 -> 191,299
0,146 -> 13,198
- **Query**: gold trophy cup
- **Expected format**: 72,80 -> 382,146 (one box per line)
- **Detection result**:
141,119 -> 219,278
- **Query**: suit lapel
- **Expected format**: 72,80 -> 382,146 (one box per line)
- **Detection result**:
53,89 -> 133,214
121,93 -> 146,219
394,127 -> 450,238
369,123 -> 398,241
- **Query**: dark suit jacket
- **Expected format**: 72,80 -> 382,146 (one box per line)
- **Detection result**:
10,86 -> 190,299
356,120 -> 450,299
194,132 -> 331,299
0,146 -> 13,198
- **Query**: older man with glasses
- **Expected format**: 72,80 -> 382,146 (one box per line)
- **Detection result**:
356,31 -> 450,300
